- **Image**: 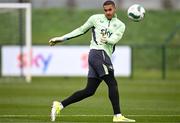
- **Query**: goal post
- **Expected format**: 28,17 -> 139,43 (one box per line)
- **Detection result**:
0,3 -> 32,83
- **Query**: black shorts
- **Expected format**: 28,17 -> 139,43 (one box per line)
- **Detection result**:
88,49 -> 114,78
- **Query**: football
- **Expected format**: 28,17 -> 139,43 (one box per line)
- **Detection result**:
127,4 -> 145,22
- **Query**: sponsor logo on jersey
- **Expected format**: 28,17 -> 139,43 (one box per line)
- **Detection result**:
101,28 -> 113,38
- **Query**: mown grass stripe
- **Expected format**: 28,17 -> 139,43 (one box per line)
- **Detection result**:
0,114 -> 180,117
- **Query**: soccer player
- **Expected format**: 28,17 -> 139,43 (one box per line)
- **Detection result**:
49,0 -> 135,122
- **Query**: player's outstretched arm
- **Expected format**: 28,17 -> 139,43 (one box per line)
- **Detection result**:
49,37 -> 66,46
49,15 -> 94,46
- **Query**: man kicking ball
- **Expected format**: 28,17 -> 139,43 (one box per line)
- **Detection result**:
49,0 -> 135,122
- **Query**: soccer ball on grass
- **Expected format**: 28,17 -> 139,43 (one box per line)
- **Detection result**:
127,4 -> 145,22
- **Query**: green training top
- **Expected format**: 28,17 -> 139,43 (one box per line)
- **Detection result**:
62,14 -> 126,57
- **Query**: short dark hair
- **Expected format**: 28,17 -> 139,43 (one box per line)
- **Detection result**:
103,0 -> 115,7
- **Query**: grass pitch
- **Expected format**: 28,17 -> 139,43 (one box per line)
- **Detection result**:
0,77 -> 180,123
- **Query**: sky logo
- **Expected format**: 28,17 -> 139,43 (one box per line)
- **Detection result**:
17,51 -> 52,73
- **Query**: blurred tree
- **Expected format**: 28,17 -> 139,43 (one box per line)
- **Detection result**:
162,0 -> 174,9
66,0 -> 76,15
18,0 -> 30,3
116,0 -> 123,8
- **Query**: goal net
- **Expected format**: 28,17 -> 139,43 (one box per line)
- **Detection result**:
0,3 -> 32,83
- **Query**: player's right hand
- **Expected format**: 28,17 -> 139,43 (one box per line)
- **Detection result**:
49,39 -> 56,46
49,37 -> 65,46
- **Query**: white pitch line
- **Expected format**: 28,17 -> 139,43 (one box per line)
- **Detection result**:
0,114 -> 180,117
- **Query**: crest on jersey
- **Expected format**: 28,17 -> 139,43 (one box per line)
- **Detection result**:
100,20 -> 104,23
113,24 -> 117,27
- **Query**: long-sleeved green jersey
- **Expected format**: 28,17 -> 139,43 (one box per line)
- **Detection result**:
62,14 -> 126,57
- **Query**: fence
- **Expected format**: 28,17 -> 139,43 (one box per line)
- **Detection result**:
131,44 -> 180,80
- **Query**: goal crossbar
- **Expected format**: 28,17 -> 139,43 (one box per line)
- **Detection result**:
0,3 -> 31,9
